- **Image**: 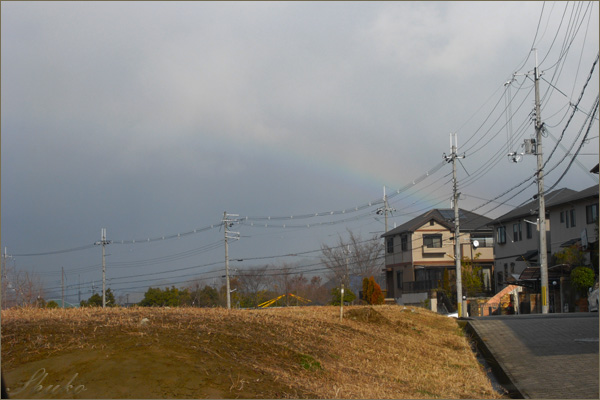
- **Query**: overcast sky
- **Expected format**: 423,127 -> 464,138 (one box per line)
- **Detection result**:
2,1 -> 598,303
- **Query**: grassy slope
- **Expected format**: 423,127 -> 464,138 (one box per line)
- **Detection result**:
1,305 -> 501,399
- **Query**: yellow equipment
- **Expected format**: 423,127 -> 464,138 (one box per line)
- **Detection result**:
258,293 -> 312,308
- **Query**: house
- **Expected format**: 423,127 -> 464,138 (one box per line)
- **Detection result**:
491,184 -> 598,312
548,185 -> 598,258
381,208 -> 494,305
489,188 -> 577,292
491,185 -> 598,292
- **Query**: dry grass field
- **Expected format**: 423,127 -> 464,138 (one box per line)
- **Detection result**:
1,305 -> 502,399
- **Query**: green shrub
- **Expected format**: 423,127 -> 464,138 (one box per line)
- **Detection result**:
570,266 -> 596,295
46,300 -> 59,309
330,287 -> 356,305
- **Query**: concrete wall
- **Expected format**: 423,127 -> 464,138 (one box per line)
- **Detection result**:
395,291 -> 429,305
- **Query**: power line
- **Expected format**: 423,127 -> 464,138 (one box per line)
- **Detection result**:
11,244 -> 96,257
542,52 -> 599,169
545,93 -> 599,192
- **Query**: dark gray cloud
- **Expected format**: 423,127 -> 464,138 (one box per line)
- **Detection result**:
2,1 -> 598,302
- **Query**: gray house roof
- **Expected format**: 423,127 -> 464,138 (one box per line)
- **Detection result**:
550,184 -> 598,206
490,185 -> 598,225
381,208 -> 493,238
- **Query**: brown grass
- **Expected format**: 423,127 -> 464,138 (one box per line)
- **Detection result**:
1,305 -> 502,399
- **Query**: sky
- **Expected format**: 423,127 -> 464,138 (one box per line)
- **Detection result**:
1,1 -> 598,304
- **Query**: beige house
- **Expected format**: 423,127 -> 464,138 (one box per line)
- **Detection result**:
382,209 -> 494,303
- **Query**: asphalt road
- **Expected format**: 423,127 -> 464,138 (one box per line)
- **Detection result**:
466,313 -> 599,399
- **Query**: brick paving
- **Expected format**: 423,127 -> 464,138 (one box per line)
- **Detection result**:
466,313 -> 599,399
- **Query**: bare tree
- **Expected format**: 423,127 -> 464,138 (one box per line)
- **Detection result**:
235,265 -> 269,307
266,262 -> 317,306
321,229 -> 384,287
1,263 -> 45,309
303,275 -> 329,305
270,263 -> 295,306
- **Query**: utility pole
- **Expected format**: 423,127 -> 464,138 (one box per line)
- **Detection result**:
376,186 -> 396,233
510,50 -> 549,313
444,133 -> 466,317
1,248 -> 5,309
533,49 -> 549,314
78,274 -> 81,304
1,248 -> 12,306
223,212 -> 239,310
61,267 -> 65,308
2,247 -> 13,273
94,228 -> 111,308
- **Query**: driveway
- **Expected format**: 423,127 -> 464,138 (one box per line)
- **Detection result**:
466,313 -> 599,399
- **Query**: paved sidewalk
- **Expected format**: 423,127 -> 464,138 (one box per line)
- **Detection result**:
466,313 -> 599,399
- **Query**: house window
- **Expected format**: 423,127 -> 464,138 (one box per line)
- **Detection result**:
569,209 -> 576,228
565,209 -> 576,228
396,271 -> 403,290
526,222 -> 533,239
430,220 -> 435,226
560,211 -> 564,223
386,237 -> 394,254
497,226 -> 506,244
587,203 -> 599,224
471,233 -> 494,247
401,235 -> 408,251
423,234 -> 442,248
513,222 -> 522,242
498,271 -> 504,285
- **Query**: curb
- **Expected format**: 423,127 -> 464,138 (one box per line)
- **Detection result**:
463,321 -> 526,399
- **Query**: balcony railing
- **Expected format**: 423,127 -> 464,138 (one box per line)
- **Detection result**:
402,280 -> 495,296
422,245 -> 450,254
404,280 -> 441,293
